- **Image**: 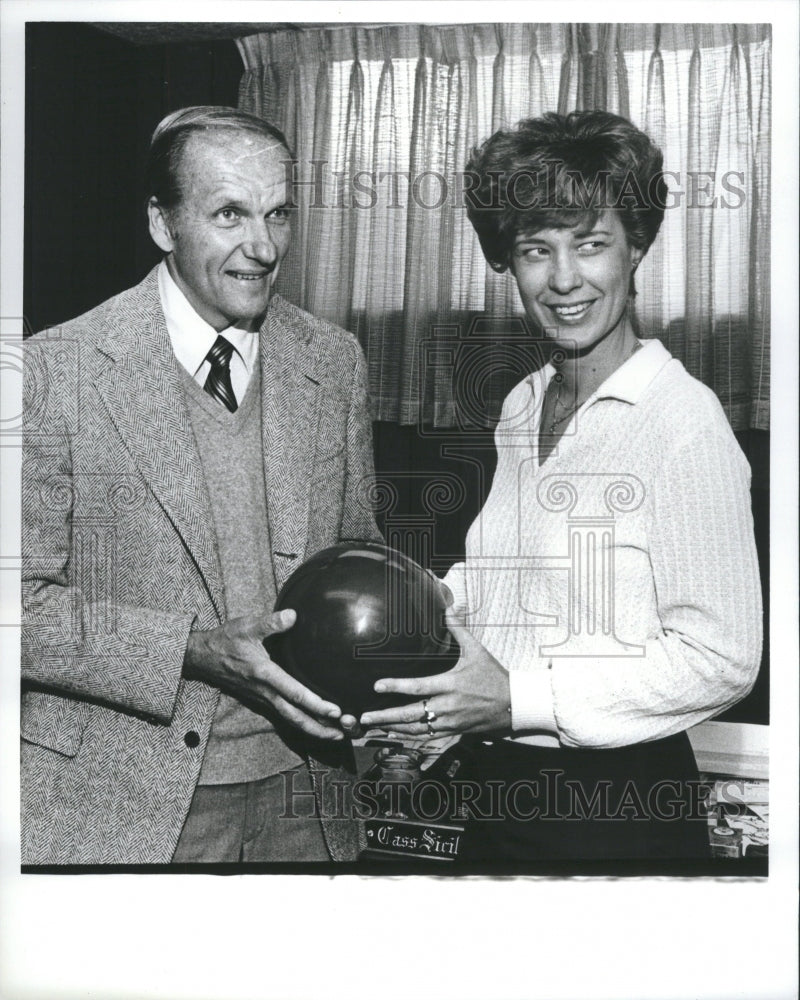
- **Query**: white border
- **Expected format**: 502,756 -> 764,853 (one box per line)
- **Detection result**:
1,3 -> 797,1000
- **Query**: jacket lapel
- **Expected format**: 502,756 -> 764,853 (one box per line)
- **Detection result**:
261,301 -> 365,860
92,272 -> 226,621
260,300 -> 322,591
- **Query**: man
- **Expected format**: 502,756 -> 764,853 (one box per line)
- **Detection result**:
21,106 -> 381,865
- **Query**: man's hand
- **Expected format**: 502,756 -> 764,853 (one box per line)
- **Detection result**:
184,609 -> 355,740
358,609 -> 511,737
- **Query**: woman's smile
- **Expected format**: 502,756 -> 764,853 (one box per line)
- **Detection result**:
544,299 -> 597,322
511,210 -> 642,355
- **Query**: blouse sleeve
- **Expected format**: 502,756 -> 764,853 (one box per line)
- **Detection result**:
547,420 -> 762,748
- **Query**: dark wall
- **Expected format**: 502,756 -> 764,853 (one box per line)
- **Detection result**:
24,23 -> 242,333
23,21 -> 768,725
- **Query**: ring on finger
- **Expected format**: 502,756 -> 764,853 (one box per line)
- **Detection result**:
420,700 -> 437,736
419,699 -> 437,725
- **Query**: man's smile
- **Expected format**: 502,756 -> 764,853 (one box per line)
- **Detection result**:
227,269 -> 271,281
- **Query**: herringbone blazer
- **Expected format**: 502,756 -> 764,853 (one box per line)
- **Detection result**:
21,267 -> 381,865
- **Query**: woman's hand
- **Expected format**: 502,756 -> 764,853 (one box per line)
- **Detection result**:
359,610 -> 511,737
424,567 -> 454,610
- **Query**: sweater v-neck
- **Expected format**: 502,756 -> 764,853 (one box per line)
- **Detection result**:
180,361 -> 260,431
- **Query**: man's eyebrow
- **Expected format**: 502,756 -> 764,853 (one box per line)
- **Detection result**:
207,191 -> 294,210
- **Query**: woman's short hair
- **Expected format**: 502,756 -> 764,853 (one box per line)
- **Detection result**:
464,111 -> 667,272
146,105 -> 294,210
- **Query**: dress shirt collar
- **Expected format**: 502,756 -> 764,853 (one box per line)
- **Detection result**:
157,260 -> 259,378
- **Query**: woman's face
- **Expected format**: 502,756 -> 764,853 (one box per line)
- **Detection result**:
510,210 -> 643,354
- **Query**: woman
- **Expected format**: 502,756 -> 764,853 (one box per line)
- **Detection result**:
359,111 -> 763,862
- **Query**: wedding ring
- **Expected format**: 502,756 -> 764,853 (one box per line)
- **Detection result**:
420,700 -> 437,724
421,700 -> 437,735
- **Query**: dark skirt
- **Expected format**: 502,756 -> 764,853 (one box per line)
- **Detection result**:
449,731 -> 710,863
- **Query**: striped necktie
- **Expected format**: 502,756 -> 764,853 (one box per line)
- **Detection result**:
204,335 -> 237,413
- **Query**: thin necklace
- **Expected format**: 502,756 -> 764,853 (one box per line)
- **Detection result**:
547,341 -> 642,434
548,383 -> 583,433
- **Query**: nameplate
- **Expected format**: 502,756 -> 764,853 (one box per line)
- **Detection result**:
362,817 -> 463,862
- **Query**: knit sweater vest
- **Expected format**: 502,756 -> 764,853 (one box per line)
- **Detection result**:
181,365 -> 303,784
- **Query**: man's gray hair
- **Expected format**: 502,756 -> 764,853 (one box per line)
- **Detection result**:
146,105 -> 293,209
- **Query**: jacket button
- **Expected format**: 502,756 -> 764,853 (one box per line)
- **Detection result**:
184,730 -> 200,748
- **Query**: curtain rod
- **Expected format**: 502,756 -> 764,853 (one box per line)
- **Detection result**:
257,22 -> 501,32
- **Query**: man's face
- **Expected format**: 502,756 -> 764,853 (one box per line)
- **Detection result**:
148,131 -> 293,332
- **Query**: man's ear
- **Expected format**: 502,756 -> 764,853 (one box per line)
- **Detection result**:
630,246 -> 644,271
147,198 -> 176,254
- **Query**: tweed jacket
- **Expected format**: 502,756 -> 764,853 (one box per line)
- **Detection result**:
21,267 -> 381,865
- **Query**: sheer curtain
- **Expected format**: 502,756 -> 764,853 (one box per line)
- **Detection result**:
237,23 -> 770,431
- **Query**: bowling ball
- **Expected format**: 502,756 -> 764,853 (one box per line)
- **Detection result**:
264,541 -> 458,717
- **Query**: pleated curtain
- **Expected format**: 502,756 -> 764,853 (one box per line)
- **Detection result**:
237,23 -> 770,432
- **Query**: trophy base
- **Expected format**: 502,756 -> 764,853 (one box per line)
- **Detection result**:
356,740 -> 468,864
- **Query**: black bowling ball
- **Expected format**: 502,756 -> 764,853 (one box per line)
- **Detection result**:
265,542 -> 458,717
